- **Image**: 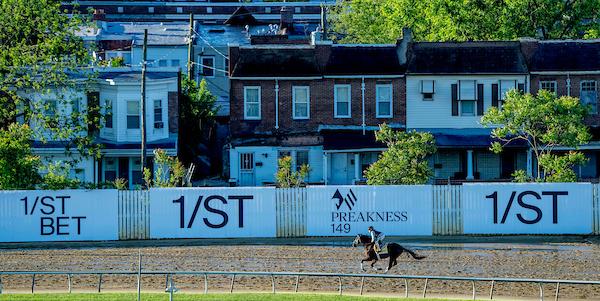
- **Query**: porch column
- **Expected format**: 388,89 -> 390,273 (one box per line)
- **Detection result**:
354,153 -> 361,184
323,152 -> 329,185
526,148 -> 533,177
466,150 -> 474,180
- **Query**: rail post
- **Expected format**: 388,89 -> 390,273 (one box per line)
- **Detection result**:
404,279 -> 409,298
489,280 -> 495,299
137,252 -> 142,301
98,274 -> 102,293
539,282 -> 543,301
31,274 -> 35,294
555,282 -> 560,301
229,274 -> 235,293
472,281 -> 476,300
359,276 -> 365,295
338,276 -> 342,295
203,274 -> 208,294
271,274 -> 276,294
68,274 -> 72,293
423,278 -> 428,298
294,275 -> 299,293
0,274 -> 3,294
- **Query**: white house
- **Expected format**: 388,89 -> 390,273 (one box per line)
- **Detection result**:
406,42 -> 531,182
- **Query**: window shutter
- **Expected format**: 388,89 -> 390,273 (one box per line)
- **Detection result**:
477,84 -> 484,115
491,84 -> 499,107
518,83 -> 525,93
451,84 -> 458,116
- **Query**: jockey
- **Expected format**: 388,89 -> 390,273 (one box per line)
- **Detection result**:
368,226 -> 385,260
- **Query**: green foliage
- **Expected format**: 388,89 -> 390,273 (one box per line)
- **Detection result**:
330,0 -> 600,43
482,90 -> 591,182
40,162 -> 81,190
365,124 -> 437,185
146,149 -> 185,188
113,178 -> 128,190
275,156 -> 310,188
0,124 -> 41,189
511,169 -> 531,183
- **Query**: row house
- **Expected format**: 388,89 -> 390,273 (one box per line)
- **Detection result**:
523,40 -> 600,180
228,34 -> 411,185
406,42 -> 530,182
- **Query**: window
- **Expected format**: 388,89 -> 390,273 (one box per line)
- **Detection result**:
148,7 -> 154,13
295,150 -> 309,172
72,99 -> 80,114
44,99 -> 57,117
131,158 -> 143,186
127,100 -> 140,129
460,100 -> 475,116
200,56 -> 215,77
176,7 -> 183,13
244,86 -> 261,120
104,158 -> 117,182
278,150 -> 291,160
240,153 -> 254,171
104,99 -> 113,128
117,6 -> 124,13
581,81 -> 598,114
158,60 -> 168,67
376,84 -> 393,118
295,7 -> 301,13
292,86 -> 310,119
499,80 -> 517,100
458,80 -> 476,100
171,59 -> 180,67
206,7 -> 213,14
334,84 -> 351,118
421,80 -> 434,101
105,51 -> 131,65
539,81 -> 557,93
153,99 -> 163,129
265,7 -> 271,13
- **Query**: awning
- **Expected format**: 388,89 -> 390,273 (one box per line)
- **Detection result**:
322,130 -> 386,151
413,128 -> 527,148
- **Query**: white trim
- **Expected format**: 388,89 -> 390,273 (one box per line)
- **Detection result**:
531,71 -> 600,75
539,80 -> 557,93
199,55 -> 216,78
375,84 -> 393,118
230,76 -> 322,80
459,99 -> 476,116
323,75 -> 404,79
334,84 -> 351,118
324,148 -> 386,154
292,86 -> 310,120
243,86 -> 261,120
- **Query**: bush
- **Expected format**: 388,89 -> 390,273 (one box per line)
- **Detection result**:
275,156 -> 309,188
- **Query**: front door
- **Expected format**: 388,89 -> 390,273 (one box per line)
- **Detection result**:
330,153 -> 354,184
239,152 -> 255,186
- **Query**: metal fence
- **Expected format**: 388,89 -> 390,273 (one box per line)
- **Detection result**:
1,269 -> 599,300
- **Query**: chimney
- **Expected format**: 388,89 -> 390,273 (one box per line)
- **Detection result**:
280,6 -> 293,31
397,27 -> 413,65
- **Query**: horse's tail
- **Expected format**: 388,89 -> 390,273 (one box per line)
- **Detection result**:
404,247 -> 426,260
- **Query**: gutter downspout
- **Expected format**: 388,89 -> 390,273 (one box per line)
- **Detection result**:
275,79 -> 279,130
566,73 -> 571,96
361,77 -> 366,135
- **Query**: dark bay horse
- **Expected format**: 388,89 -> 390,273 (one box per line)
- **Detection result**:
352,234 -> 425,273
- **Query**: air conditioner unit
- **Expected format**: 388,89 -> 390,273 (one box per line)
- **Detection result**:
154,121 -> 164,129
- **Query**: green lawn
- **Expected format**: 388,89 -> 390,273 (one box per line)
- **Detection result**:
0,293 -> 464,301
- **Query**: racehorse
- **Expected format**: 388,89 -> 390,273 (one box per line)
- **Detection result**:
352,234 -> 425,273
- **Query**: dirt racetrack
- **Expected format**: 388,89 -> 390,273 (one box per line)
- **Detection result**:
1,237 -> 600,300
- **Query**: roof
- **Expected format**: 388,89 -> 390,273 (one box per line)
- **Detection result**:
224,6 -> 259,26
231,44 -> 404,78
322,130 -> 386,151
231,47 -> 321,77
527,41 -> 600,72
98,71 -> 179,81
92,22 -> 190,46
408,42 -> 528,74
325,45 -> 404,75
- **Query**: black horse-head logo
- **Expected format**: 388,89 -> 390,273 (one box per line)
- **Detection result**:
333,189 -> 358,211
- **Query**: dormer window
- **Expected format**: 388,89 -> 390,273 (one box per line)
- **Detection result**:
421,80 -> 434,101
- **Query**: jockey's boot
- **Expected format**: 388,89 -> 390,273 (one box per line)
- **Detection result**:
376,251 -> 381,260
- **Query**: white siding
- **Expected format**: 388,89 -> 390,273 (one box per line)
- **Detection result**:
406,75 -> 527,129
131,46 -> 188,71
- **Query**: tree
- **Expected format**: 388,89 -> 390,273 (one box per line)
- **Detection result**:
0,124 -> 41,189
365,124 -> 437,185
0,0 -> 101,188
481,90 -> 591,182
275,156 -> 310,188
178,77 -> 218,177
143,149 -> 186,188
329,0 -> 600,43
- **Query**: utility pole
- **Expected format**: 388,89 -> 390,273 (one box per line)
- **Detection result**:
187,13 -> 194,78
141,29 -> 148,175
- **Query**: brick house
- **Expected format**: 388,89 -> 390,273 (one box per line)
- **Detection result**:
227,34 -> 411,185
523,39 -> 600,179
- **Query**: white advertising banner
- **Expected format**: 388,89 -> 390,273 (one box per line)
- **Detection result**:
0,190 -> 119,242
306,186 -> 433,236
463,183 -> 593,234
150,187 -> 277,238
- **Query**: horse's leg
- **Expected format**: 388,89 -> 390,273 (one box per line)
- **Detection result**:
360,258 -> 370,271
371,259 -> 380,271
